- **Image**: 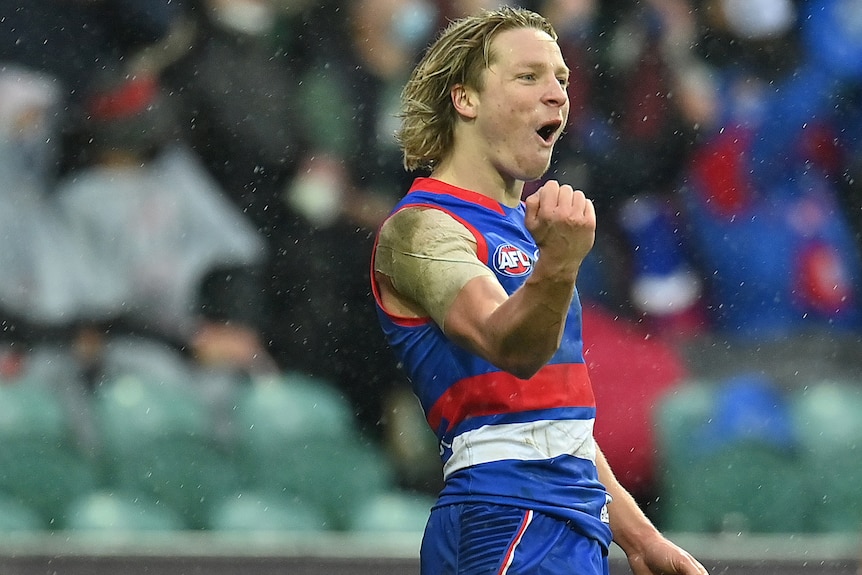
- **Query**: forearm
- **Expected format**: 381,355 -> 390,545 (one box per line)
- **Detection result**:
490,261 -> 578,368
445,257 -> 579,378
596,446 -> 661,555
597,446 -> 710,575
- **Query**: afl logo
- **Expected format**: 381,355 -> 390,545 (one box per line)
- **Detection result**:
495,244 -> 533,276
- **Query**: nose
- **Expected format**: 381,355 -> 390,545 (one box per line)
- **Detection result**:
544,78 -> 568,107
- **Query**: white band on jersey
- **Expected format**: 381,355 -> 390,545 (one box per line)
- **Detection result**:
442,418 -> 598,479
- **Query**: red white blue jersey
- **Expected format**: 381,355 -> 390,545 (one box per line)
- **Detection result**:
372,177 -> 612,548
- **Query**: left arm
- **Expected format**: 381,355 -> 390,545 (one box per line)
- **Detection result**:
596,447 -> 709,575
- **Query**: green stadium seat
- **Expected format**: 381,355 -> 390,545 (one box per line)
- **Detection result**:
238,435 -> 397,531
106,436 -> 241,530
0,378 -> 98,528
64,490 -> 185,532
0,376 -> 68,442
678,442 -> 806,533
233,372 -> 358,445
94,374 -> 212,449
92,374 -> 240,529
232,374 -> 396,529
654,376 -> 807,533
0,492 -> 44,532
346,490 -> 434,533
791,380 -> 862,532
208,491 -> 329,532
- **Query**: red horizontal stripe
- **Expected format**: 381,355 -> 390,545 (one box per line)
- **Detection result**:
428,363 -> 594,432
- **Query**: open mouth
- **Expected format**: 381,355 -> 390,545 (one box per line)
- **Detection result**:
536,120 -> 562,143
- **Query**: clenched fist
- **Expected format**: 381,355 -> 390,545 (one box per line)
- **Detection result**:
524,180 -> 596,278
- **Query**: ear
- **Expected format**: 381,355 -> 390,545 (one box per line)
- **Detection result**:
450,83 -> 478,120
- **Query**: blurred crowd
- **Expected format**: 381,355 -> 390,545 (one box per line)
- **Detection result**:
1,0 -> 862,511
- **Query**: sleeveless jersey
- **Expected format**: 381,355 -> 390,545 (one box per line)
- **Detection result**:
371,177 -> 612,548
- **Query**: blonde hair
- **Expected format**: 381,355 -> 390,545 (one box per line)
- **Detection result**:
397,7 -> 557,172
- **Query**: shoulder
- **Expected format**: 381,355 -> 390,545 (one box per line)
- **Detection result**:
379,206 -> 476,251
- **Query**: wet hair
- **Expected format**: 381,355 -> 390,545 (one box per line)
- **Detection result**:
396,6 -> 557,172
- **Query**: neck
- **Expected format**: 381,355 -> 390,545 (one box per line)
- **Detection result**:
432,159 -> 524,207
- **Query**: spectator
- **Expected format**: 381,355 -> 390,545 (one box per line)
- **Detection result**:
268,0 -> 437,437
676,0 -> 862,338
0,64 -> 70,336
799,0 -> 862,248
537,0 -> 710,337
57,69 -> 275,378
0,61 -> 276,375
161,0 -> 306,234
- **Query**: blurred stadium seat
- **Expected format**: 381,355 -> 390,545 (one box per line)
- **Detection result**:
792,380 -> 862,532
232,373 -> 396,529
0,376 -> 98,528
64,489 -> 185,532
208,490 -> 329,532
0,492 -> 44,532
346,490 -> 434,533
91,374 -> 240,529
654,376 -> 807,533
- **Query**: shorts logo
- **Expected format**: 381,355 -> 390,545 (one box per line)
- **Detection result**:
495,244 -> 533,276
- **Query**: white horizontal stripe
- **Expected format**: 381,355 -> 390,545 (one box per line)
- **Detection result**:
443,419 -> 597,479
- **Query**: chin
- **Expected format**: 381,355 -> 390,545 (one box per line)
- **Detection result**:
504,154 -> 553,183
521,163 -> 552,182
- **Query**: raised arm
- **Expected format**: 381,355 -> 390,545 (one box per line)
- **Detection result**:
442,180 -> 595,378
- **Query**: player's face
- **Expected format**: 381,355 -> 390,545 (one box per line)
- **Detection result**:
474,27 -> 570,182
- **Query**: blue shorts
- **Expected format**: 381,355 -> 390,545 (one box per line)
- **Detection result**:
420,503 -> 610,575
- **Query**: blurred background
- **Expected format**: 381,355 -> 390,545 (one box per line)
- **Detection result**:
0,0 -> 861,573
